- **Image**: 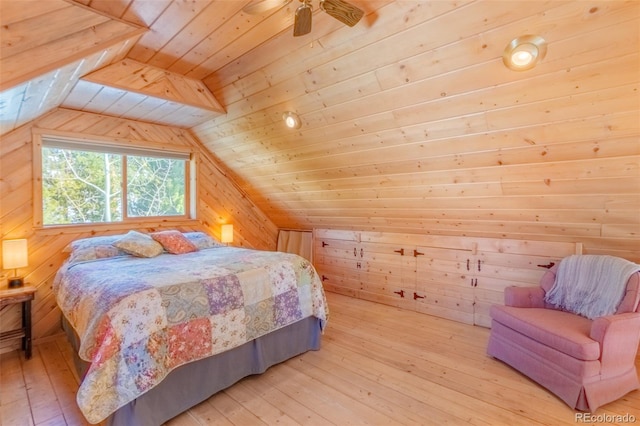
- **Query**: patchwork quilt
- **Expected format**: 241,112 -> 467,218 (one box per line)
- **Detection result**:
53,247 -> 328,424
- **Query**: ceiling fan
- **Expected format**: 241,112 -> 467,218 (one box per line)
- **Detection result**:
243,0 -> 364,37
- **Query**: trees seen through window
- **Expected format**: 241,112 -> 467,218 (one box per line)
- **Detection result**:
42,143 -> 188,226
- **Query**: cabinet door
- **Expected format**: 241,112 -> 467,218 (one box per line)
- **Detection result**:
314,229 -> 417,309
313,230 -> 361,297
358,231 -> 420,309
389,245 -> 419,307
356,240 -> 414,309
472,238 -> 581,327
414,245 -> 475,325
313,229 -> 400,304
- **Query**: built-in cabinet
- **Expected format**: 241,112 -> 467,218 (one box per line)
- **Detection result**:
313,229 -> 582,327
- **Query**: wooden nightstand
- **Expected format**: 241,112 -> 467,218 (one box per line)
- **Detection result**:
0,285 -> 36,359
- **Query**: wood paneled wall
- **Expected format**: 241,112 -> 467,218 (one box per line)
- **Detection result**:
0,108 -> 278,351
194,0 -> 640,263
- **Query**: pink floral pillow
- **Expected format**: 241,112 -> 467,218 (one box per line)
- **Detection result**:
151,230 -> 197,254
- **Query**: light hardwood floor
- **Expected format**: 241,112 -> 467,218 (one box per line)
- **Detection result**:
2,292 -> 639,425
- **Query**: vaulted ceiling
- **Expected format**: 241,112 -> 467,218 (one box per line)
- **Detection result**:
1,0 -> 638,253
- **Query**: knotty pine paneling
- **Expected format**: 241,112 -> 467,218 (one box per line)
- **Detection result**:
193,0 -> 639,262
0,0 -> 145,91
62,59 -> 226,128
0,108 -> 278,352
4,1 -> 636,266
0,39 -> 137,135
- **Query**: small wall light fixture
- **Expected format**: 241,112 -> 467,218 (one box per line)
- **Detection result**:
283,111 -> 302,129
503,35 -> 547,71
2,239 -> 28,288
221,224 -> 234,245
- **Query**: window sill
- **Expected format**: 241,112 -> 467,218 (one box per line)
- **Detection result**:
34,218 -> 201,236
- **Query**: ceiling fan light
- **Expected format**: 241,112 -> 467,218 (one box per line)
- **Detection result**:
503,35 -> 547,71
283,111 -> 302,129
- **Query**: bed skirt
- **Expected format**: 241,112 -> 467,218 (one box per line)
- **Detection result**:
62,316 -> 323,425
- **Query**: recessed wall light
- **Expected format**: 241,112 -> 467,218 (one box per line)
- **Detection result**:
283,111 -> 302,129
503,35 -> 547,71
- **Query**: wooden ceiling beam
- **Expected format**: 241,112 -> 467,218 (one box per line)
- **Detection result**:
82,59 -> 225,114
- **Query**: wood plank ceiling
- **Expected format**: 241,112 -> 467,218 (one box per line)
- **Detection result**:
1,0 -> 639,260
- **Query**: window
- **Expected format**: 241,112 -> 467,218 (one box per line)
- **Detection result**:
37,135 -> 193,227
126,155 -> 186,218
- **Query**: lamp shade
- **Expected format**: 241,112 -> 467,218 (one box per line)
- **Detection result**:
2,239 -> 28,269
221,224 -> 234,244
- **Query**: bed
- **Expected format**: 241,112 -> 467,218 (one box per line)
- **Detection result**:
53,230 -> 328,425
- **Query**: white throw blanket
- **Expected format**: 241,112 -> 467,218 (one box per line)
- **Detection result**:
545,255 -> 640,319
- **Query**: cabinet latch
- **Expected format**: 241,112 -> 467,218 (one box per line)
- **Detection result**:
413,249 -> 424,257
413,292 -> 425,300
394,248 -> 404,256
394,290 -> 405,298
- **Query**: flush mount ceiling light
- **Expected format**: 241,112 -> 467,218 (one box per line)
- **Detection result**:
283,111 -> 302,129
503,35 -> 547,71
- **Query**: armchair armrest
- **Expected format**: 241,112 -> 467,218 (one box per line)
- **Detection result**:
590,312 -> 640,376
504,286 -> 546,308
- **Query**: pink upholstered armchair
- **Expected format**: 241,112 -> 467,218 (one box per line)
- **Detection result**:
487,257 -> 640,412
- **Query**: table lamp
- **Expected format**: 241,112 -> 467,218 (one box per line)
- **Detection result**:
2,239 -> 28,288
221,224 -> 233,245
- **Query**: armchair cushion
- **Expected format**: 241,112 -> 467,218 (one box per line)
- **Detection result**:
490,305 -> 600,361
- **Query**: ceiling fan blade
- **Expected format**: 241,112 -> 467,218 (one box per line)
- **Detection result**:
293,3 -> 312,37
243,0 -> 292,15
319,0 -> 364,27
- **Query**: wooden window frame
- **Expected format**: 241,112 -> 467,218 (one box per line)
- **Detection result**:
33,129 -> 197,230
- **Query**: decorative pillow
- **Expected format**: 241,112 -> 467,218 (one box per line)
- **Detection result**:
65,235 -> 129,264
183,232 -> 223,250
113,230 -> 164,258
151,230 -> 197,254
